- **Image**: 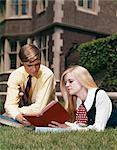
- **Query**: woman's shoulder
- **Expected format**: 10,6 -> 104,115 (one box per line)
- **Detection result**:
96,88 -> 109,97
95,88 -> 111,104
88,88 -> 110,102
89,88 -> 108,96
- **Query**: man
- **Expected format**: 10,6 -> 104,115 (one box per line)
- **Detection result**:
4,44 -> 57,126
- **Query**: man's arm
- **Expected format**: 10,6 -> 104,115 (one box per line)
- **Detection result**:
4,71 -> 23,119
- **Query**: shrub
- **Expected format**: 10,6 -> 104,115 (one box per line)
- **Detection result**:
76,34 -> 117,91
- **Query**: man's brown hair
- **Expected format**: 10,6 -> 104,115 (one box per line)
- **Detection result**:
19,44 -> 41,63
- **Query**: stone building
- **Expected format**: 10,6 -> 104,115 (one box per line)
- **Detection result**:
0,0 -> 117,101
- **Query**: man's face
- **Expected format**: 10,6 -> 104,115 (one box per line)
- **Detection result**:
24,59 -> 41,77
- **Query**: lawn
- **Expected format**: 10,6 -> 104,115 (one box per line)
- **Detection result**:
0,126 -> 117,150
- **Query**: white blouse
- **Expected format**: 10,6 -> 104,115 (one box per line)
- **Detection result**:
65,88 -> 112,131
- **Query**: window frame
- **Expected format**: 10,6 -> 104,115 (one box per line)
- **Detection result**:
36,0 -> 48,14
6,0 -> 32,19
39,35 -> 49,67
0,38 -> 4,72
8,39 -> 18,70
75,0 -> 100,15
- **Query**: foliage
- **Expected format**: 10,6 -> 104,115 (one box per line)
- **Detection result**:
76,34 -> 117,91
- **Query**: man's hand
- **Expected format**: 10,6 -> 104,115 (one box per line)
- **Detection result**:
48,121 -> 68,128
15,114 -> 31,126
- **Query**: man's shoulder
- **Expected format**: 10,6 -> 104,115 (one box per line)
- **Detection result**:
9,66 -> 26,78
40,65 -> 54,75
7,66 -> 26,84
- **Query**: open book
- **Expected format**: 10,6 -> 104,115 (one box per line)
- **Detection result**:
23,100 -> 70,127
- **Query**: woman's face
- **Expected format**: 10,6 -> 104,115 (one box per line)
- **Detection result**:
64,72 -> 82,96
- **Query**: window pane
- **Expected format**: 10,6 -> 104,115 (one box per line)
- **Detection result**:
19,39 -> 27,47
36,0 -> 47,13
88,0 -> 93,9
0,38 -> 4,64
12,0 -> 18,15
43,36 -> 46,47
43,0 -> 46,9
39,38 -> 41,49
11,41 -> 17,52
78,0 -> 83,7
22,0 -> 28,15
9,54 -> 16,69
0,38 -> 3,53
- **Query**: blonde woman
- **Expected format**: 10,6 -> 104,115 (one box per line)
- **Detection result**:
49,65 -> 112,131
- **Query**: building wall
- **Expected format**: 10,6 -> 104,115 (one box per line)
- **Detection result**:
63,0 -> 117,34
32,1 -> 54,32
60,28 -> 96,74
3,19 -> 32,36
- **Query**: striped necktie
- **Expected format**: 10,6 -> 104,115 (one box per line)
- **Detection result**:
76,102 -> 88,125
19,75 -> 32,107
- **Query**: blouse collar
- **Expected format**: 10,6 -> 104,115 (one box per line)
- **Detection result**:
77,88 -> 98,111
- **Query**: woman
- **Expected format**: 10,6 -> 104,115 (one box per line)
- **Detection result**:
48,65 -> 112,131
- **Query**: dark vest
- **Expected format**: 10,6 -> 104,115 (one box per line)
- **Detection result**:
87,89 -> 99,125
87,89 -> 117,128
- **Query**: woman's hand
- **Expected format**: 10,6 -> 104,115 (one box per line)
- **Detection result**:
48,121 -> 69,128
15,114 -> 31,126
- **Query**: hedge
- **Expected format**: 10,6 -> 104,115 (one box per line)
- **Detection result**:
76,34 -> 117,91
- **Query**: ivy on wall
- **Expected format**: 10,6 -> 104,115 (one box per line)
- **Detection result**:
76,34 -> 117,91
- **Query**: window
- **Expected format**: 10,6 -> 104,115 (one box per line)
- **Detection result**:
78,0 -> 95,10
0,0 -> 6,21
0,38 -> 28,71
9,38 -> 27,69
0,38 -> 4,72
88,0 -> 93,9
9,54 -> 17,69
75,0 -> 99,15
8,40 -> 18,69
39,36 -> 49,66
78,0 -> 83,7
36,0 -> 48,14
12,0 -> 28,16
6,0 -> 32,18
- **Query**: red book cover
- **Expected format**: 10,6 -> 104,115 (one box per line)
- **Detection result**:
23,100 -> 70,127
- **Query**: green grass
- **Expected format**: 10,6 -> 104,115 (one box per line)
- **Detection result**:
0,126 -> 117,150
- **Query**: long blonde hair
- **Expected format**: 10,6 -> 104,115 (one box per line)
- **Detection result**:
60,65 -> 98,122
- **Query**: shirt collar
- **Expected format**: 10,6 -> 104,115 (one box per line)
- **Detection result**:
24,66 -> 42,79
77,88 -> 98,110
84,88 -> 98,111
